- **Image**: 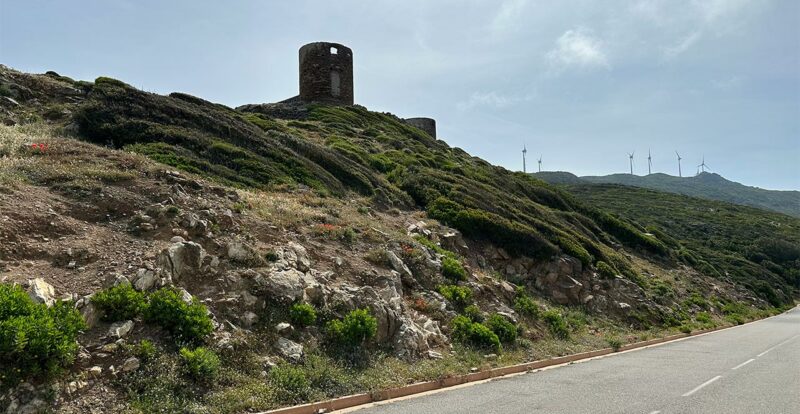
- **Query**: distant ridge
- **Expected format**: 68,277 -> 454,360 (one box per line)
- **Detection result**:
532,171 -> 800,218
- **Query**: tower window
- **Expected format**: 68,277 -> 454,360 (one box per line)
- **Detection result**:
330,47 -> 338,55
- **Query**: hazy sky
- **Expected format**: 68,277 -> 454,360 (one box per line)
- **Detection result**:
2,0 -> 799,190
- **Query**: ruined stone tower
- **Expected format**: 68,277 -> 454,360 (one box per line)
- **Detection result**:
404,117 -> 437,138
299,42 -> 354,105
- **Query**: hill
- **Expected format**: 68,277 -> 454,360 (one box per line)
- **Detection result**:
574,172 -> 799,218
0,65 -> 796,412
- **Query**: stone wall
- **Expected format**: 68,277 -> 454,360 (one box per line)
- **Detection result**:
299,42 -> 354,105
404,117 -> 436,138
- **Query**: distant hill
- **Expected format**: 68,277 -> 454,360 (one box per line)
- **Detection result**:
532,171 -> 800,218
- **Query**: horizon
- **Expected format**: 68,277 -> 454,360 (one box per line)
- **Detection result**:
1,0 -> 798,190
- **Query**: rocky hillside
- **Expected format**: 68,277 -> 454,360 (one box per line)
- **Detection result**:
0,66 -> 795,413
534,171 -> 800,218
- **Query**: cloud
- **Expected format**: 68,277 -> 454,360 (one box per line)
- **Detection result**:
663,30 -> 701,59
457,91 -> 533,111
489,0 -> 529,37
545,28 -> 610,72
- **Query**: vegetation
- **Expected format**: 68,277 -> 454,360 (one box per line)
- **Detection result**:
441,256 -> 467,281
513,288 -> 540,319
542,309 -> 570,339
91,283 -> 146,322
438,284 -> 472,309
326,309 -> 378,347
179,347 -> 220,380
451,315 -> 501,353
0,284 -> 86,387
144,287 -> 214,344
485,314 -> 518,344
289,303 -> 317,328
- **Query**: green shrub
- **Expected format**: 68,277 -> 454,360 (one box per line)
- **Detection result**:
679,324 -> 692,334
451,315 -> 501,353
0,284 -> 86,384
513,289 -> 540,319
441,257 -> 467,281
606,337 -> 623,352
485,314 -> 518,344
695,311 -> 712,325
269,363 -> 310,402
136,339 -> 157,361
144,288 -> 213,344
542,309 -> 569,339
438,285 -> 472,309
684,293 -> 709,310
326,309 -> 377,347
179,347 -> 220,380
595,261 -> 617,279
289,303 -> 317,328
463,304 -> 483,323
91,283 -> 146,322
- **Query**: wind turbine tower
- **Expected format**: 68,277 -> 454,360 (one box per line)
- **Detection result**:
647,149 -> 652,175
522,145 -> 527,173
627,151 -> 635,175
538,155 -> 542,173
697,156 -> 710,175
676,151 -> 682,177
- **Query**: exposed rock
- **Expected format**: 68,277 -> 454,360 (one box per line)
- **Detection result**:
241,311 -> 258,329
87,366 -> 102,378
276,337 -> 303,362
386,251 -> 414,284
178,288 -> 193,304
26,278 -> 55,306
78,297 -> 99,329
275,322 -> 293,334
170,236 -> 185,243
121,357 -> 140,372
133,268 -> 158,291
157,241 -> 206,282
226,240 -> 261,265
256,268 -> 318,303
287,241 -> 311,272
108,320 -> 134,339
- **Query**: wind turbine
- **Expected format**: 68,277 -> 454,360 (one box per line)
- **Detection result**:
647,149 -> 652,175
675,151 -> 682,177
627,151 -> 635,175
697,156 -> 710,175
538,155 -> 542,173
522,144 -> 527,173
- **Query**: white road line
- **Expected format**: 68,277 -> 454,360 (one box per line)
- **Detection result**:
682,375 -> 722,397
732,358 -> 755,370
648,411 -> 661,414
757,335 -> 799,357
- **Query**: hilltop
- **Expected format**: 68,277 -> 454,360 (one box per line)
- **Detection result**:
533,171 -> 800,218
0,66 -> 796,413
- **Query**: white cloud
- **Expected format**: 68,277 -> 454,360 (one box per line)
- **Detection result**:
663,30 -> 701,59
489,0 -> 529,37
457,91 -> 533,111
546,28 -> 610,72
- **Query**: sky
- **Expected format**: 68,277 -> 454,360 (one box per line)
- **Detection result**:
1,0 -> 799,190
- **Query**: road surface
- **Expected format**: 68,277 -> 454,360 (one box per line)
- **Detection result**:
351,306 -> 800,414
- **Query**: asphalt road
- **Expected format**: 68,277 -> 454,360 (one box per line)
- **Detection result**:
351,306 -> 800,414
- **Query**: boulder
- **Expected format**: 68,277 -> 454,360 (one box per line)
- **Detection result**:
226,241 -> 260,265
287,242 -> 311,272
121,357 -> 140,372
157,241 -> 206,282
26,278 -> 55,306
240,311 -> 258,329
276,337 -> 303,362
133,268 -> 158,291
108,320 -> 134,339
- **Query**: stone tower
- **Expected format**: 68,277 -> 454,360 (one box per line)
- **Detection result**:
404,117 -> 437,138
299,42 -> 354,105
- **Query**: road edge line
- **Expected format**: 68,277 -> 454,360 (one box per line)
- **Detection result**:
259,305 -> 798,414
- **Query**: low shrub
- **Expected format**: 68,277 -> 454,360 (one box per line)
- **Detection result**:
513,288 -> 540,319
695,311 -> 712,325
144,288 -> 213,344
326,308 -> 377,347
451,315 -> 501,353
438,285 -> 472,309
595,261 -> 617,279
179,346 -> 220,380
485,314 -> 518,344
91,283 -> 146,322
542,309 -> 569,339
0,284 -> 86,385
679,324 -> 693,334
684,293 -> 709,310
269,363 -> 310,402
136,339 -> 157,362
463,304 -> 483,323
441,257 -> 467,281
606,337 -> 623,352
289,303 -> 317,328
